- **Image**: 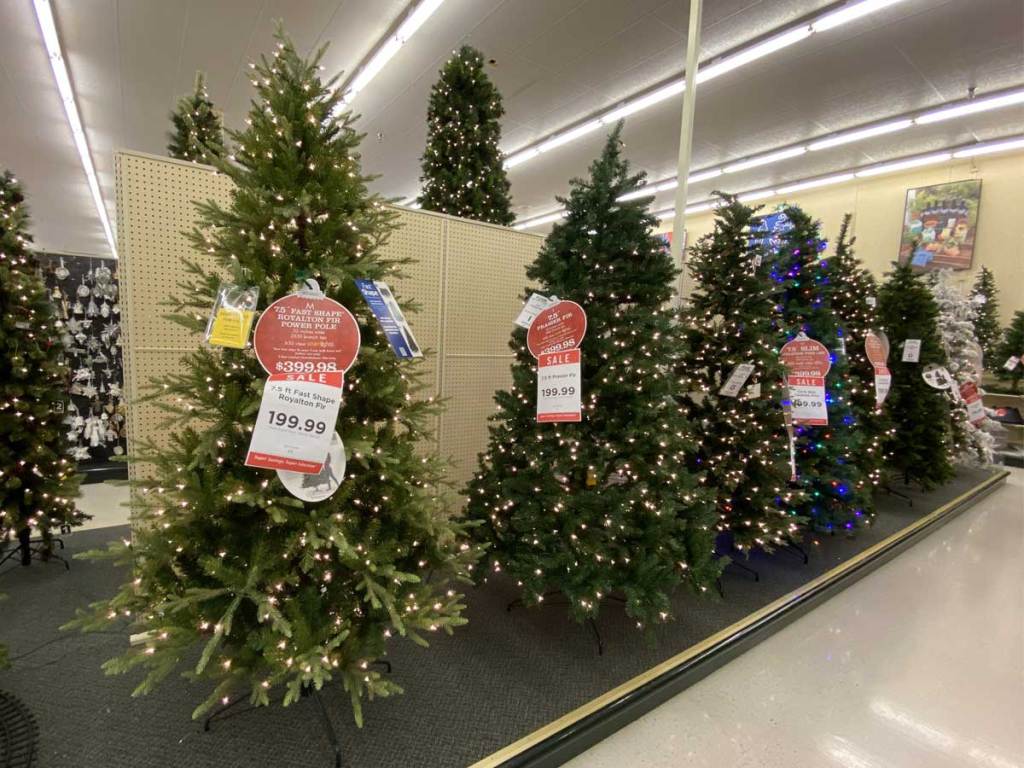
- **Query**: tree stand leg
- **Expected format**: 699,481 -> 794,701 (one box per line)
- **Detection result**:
587,617 -> 604,657
783,541 -> 809,564
18,527 -> 31,566
304,686 -> 344,768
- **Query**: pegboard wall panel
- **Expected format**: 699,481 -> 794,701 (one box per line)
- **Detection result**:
116,150 -> 542,508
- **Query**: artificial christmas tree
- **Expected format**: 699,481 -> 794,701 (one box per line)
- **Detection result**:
829,215 -> 891,494
69,33 -> 478,725
996,310 -> 1024,393
418,46 -> 514,226
678,196 -> 803,553
877,262 -> 954,488
167,71 -> 225,164
929,269 -> 996,464
971,266 -> 1000,365
463,125 -> 720,629
0,171 -> 83,567
770,206 -> 871,532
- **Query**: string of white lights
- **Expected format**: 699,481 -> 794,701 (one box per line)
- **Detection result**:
32,0 -> 118,257
501,0 -> 908,171
513,134 -> 1024,230
511,86 -> 1024,228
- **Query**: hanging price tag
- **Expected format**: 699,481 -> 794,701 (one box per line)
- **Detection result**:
921,364 -> 954,390
354,279 -> 423,359
1004,355 -> 1021,371
246,372 -> 343,474
780,334 -> 831,426
527,300 -> 587,357
959,382 -> 986,424
719,363 -> 755,398
537,349 -> 582,423
901,339 -> 921,362
253,289 -> 360,375
514,293 -> 557,329
865,330 -> 891,406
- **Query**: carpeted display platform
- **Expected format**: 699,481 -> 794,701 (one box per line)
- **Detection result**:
0,467 -> 1002,768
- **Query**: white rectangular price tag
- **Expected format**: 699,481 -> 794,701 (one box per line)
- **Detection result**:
246,372 -> 343,473
515,293 -> 557,329
902,339 -> 921,362
719,363 -> 755,398
965,396 -> 985,423
874,371 -> 891,406
537,349 -> 582,423
1004,355 -> 1021,371
787,375 -> 828,426
745,381 -> 762,399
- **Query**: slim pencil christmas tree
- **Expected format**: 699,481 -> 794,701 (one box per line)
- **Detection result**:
771,206 -> 871,532
167,71 -> 226,164
996,310 -> 1024,393
970,266 -> 1000,366
69,32 -> 477,725
679,196 -> 803,553
463,126 -> 720,628
829,215 -> 891,496
0,171 -> 83,566
877,262 -> 954,488
418,46 -> 514,225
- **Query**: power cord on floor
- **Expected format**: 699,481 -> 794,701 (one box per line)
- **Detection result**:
5,630 -> 124,666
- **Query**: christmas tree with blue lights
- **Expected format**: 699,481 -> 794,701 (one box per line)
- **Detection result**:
770,206 -> 870,533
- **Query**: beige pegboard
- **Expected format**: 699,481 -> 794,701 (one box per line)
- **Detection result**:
115,149 -> 542,510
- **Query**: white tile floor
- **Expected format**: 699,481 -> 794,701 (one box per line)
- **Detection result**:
566,469 -> 1024,768
77,480 -> 131,531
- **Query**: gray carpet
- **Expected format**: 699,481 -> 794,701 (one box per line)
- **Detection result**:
0,467 -> 997,768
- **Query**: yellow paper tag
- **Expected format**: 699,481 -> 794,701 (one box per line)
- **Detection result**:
208,308 -> 255,349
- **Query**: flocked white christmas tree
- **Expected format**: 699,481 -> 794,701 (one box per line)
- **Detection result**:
928,269 -> 998,464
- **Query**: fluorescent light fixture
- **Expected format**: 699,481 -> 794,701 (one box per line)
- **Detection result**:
685,201 -> 718,215
600,79 -> 686,124
738,189 -> 776,202
504,147 -> 540,169
653,207 -> 676,220
32,0 -> 117,257
512,210 -> 566,230
537,120 -> 603,154
953,137 -> 1024,158
812,0 -> 905,32
776,173 -> 855,194
686,168 -> 721,184
342,0 -> 446,103
808,118 -> 914,151
617,186 -> 658,202
695,26 -> 812,84
724,146 -> 807,173
915,88 -> 1024,124
855,152 -> 951,177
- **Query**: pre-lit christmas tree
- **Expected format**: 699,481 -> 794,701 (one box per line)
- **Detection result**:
929,269 -> 996,464
877,262 -> 954,488
69,32 -> 478,725
418,46 -> 514,226
970,266 -> 1000,366
829,215 -> 890,495
463,126 -> 720,628
167,71 -> 225,164
678,196 -> 803,553
771,206 -> 871,532
996,310 -> 1024,393
0,172 -> 83,566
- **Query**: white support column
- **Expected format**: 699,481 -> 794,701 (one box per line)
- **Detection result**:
669,0 -> 704,302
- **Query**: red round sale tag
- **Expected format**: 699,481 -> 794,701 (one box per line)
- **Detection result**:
253,293 -> 360,375
864,331 -> 889,367
526,300 -> 587,358
779,336 -> 831,378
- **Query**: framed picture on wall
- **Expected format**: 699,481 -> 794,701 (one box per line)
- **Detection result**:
898,178 -> 982,271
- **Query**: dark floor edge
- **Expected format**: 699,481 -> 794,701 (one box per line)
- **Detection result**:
477,469 -> 1010,768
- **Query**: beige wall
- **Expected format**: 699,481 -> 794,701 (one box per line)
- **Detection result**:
665,150 -> 1024,323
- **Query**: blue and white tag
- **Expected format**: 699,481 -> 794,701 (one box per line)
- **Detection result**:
355,279 -> 423,359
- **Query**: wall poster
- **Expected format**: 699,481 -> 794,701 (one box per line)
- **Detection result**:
898,179 -> 981,271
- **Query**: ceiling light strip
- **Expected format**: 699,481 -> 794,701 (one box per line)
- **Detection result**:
32,0 -> 117,257
512,134 -> 1024,230
503,0 -> 909,171
340,0 -> 445,104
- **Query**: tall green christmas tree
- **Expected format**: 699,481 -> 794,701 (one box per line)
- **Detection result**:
876,262 -> 954,488
996,310 -> 1024,393
829,215 -> 891,496
678,196 -> 803,553
69,32 -> 478,725
167,71 -> 226,164
462,126 -> 720,629
771,206 -> 870,532
0,171 -> 83,566
970,266 -> 1000,366
418,46 -> 514,226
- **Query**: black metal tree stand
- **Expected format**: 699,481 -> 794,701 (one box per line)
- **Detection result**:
0,527 -> 70,571
506,590 -> 627,656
